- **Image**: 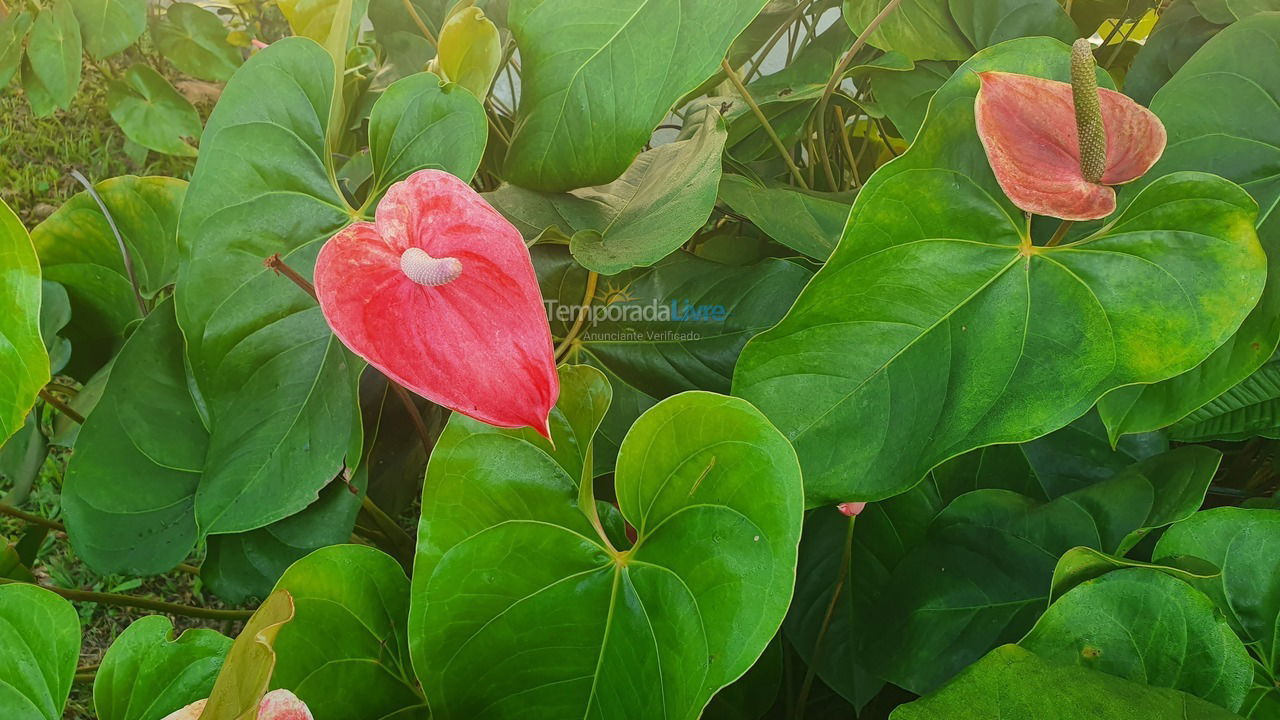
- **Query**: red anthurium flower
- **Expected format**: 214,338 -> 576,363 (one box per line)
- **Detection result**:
314,169 -> 559,435
974,40 -> 1166,221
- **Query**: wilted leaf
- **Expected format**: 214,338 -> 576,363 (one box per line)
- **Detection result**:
200,589 -> 295,720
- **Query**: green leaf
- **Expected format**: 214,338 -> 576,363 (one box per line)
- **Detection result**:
1021,568 -> 1253,711
532,245 -> 810,472
202,473 -> 367,605
409,365 -> 803,718
1048,546 -> 1220,603
0,537 -> 35,581
177,38 -> 485,536
0,413 -> 46,507
1124,0 -> 1224,106
33,175 -> 185,377
1155,508 -> 1280,682
366,70 -> 487,200
175,38 -> 356,537
68,0 -> 144,59
1098,13 -> 1280,441
0,583 -> 80,720
718,175 -> 850,261
787,442 -> 1215,702
40,281 -> 71,375
0,11 -> 32,91
948,0 -> 1077,49
21,0 -> 82,116
489,109 -> 727,274
843,0 -> 970,61
703,636 -> 782,720
152,3 -> 243,83
277,0 -> 369,47
890,645 -> 1242,720
503,0 -> 766,191
270,545 -> 426,719
93,615 -> 231,720
107,64 -> 202,157
868,60 -> 953,143
0,197 -> 47,446
62,299 -> 204,576
1170,356 -> 1280,441
733,39 -> 1266,506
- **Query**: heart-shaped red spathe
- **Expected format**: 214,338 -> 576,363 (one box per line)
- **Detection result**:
314,169 -> 558,435
975,71 -> 1166,221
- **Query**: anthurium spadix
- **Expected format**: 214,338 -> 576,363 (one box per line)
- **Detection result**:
314,169 -> 559,435
975,39 -> 1166,221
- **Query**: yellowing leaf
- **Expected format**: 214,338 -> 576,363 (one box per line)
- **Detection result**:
434,2 -> 501,99
199,589 -> 294,720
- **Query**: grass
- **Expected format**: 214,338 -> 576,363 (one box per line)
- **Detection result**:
0,60 -> 198,229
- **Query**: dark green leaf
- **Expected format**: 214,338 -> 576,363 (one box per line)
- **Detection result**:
107,64 -> 202,157
718,175 -> 850,260
93,615 -> 231,720
40,281 -> 71,374
1048,546 -> 1220,603
843,0 -> 969,61
503,0 -> 766,191
948,0 -> 1077,49
1171,356 -> 1280,441
0,11 -> 32,90
868,60 -> 953,143
1021,568 -> 1253,711
733,39 -> 1265,506
409,365 -> 803,718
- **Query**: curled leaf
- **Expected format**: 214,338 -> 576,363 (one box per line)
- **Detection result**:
315,169 -> 558,434
433,1 -> 501,99
974,69 -> 1166,220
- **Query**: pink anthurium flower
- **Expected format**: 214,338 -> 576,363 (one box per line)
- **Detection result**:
838,502 -> 867,517
314,169 -> 558,435
160,689 -> 313,720
974,40 -> 1166,221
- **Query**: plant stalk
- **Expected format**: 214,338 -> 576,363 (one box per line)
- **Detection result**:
0,577 -> 253,620
38,388 -> 84,424
720,59 -> 810,190
0,502 -> 64,531
401,0 -> 438,49
554,271 -> 599,361
70,170 -> 147,317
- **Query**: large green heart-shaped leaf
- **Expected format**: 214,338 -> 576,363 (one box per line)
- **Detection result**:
948,0 -> 1077,50
503,0 -> 765,191
409,365 -> 803,719
176,39 -> 485,536
93,615 -> 231,720
787,441 -> 1215,703
21,0 -> 81,116
152,3 -> 242,83
270,545 -> 426,719
489,109 -> 726,273
107,64 -> 202,157
0,197 -> 48,446
718,175 -> 850,261
843,0 -> 970,61
1155,508 -> 1280,696
1098,13 -> 1280,441
532,245 -> 810,473
1124,0 -> 1224,106
68,0 -> 144,59
1021,567 -> 1253,711
62,298 -> 205,576
891,644 -> 1241,720
0,583 -> 80,719
733,39 -> 1266,506
33,175 -> 185,376
868,59 -> 953,143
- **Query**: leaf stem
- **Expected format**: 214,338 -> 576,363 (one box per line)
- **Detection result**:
554,271 -> 599,361
1047,220 -> 1074,247
390,382 -> 433,457
722,58 -> 810,189
70,170 -> 147,317
795,514 -> 856,719
0,502 -> 63,531
38,388 -> 84,424
813,0 -> 904,189
401,0 -> 438,49
360,495 -> 416,569
834,105 -> 860,189
0,577 -> 253,620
